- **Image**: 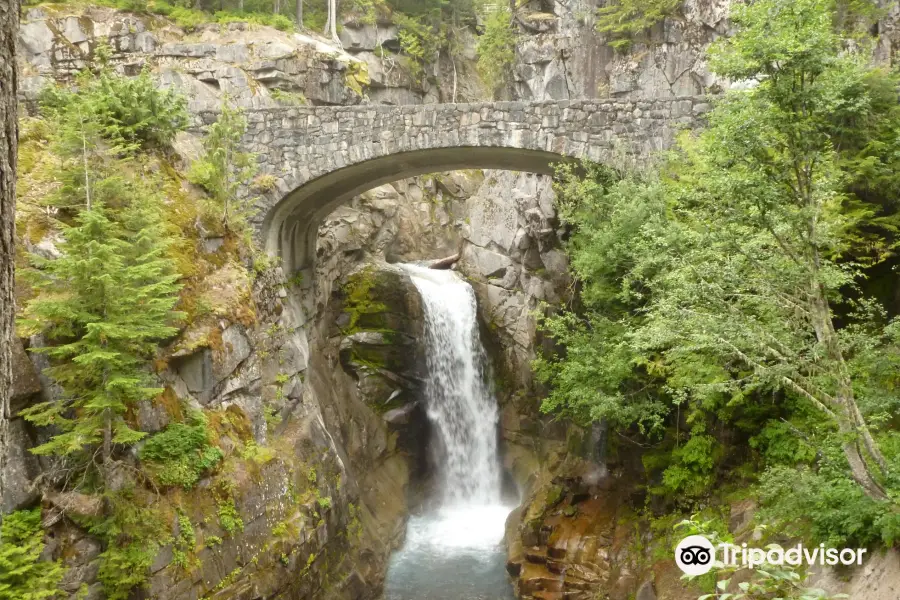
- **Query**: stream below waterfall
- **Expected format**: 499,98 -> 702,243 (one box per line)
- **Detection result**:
382,265 -> 516,600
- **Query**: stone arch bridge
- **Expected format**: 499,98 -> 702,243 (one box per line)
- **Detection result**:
197,96 -> 708,275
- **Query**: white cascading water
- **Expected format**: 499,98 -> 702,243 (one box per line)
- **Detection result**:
383,265 -> 515,600
412,264 -> 500,506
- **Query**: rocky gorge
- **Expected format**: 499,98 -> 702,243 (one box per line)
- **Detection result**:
6,1 -> 900,600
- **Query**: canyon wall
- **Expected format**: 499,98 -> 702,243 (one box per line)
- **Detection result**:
10,2 -> 900,599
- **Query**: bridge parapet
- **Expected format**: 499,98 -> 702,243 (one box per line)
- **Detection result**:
193,96 -> 709,274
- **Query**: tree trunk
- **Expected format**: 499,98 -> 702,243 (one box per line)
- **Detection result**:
324,0 -> 340,45
296,0 -> 302,28
102,407 -> 112,465
0,0 -> 20,516
810,283 -> 889,501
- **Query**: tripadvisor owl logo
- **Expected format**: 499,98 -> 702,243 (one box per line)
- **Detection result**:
675,534 -> 869,575
675,535 -> 715,576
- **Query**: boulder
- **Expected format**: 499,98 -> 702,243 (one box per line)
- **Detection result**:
44,491 -> 104,520
174,349 -> 212,398
135,398 -> 172,434
636,580 -> 657,600
212,324 -> 252,386
338,23 -> 399,52
0,420 -> 41,512
463,245 -> 515,280
11,337 -> 42,412
382,401 -> 417,426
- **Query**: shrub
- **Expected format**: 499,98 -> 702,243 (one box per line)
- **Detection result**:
40,64 -> 188,150
214,10 -> 295,31
476,5 -> 517,98
139,413 -> 223,489
758,461 -> 898,548
89,491 -> 169,600
217,497 -> 244,535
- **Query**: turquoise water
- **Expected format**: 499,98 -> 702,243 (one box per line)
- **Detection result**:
382,506 -> 516,600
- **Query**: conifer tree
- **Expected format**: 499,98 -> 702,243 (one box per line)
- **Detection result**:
19,193 -> 182,471
19,67 -> 184,479
0,509 -> 66,599
188,101 -> 257,231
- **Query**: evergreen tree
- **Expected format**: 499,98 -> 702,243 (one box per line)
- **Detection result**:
188,101 -> 257,231
20,69 -> 184,474
19,193 -> 182,470
0,509 -> 66,600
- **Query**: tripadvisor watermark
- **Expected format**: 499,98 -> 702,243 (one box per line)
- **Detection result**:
675,534 -> 867,576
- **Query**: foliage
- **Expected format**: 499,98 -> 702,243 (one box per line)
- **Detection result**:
660,435 -> 720,498
538,0 -> 900,519
187,101 -> 257,231
148,1 -> 208,30
171,512 -> 198,569
19,195 -> 182,469
596,0 -> 681,50
139,412 -> 224,489
0,509 -> 66,600
88,490 -> 170,600
758,454 -> 900,548
40,61 -> 187,151
533,164 -> 670,434
676,517 -> 848,600
150,1 -> 296,31
393,12 -> 441,83
269,89 -> 308,106
476,4 -> 517,98
217,497 -> 244,535
214,10 -> 295,30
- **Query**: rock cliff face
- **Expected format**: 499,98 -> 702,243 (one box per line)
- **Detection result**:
10,6 -> 466,599
11,2 -> 900,600
0,2 -> 771,599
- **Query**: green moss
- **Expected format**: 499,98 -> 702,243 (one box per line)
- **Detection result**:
269,89 -> 308,106
341,266 -> 388,334
545,484 -> 565,508
344,61 -> 370,96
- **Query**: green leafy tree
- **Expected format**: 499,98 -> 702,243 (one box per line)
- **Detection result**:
539,0 -> 900,504
188,102 -> 257,230
476,3 -> 517,98
0,509 -> 66,600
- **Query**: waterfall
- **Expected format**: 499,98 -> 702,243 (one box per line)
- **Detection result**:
402,264 -> 501,506
383,265 -> 515,600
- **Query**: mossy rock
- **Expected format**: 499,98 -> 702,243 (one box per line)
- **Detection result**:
339,265 -> 424,336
